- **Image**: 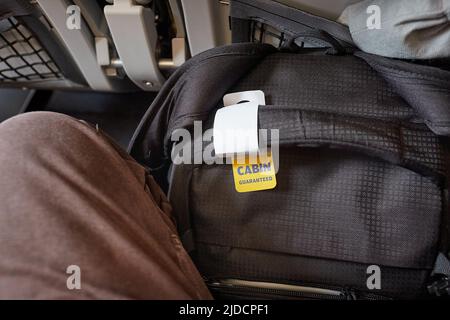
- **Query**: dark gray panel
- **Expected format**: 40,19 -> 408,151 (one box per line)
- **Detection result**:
0,88 -> 31,122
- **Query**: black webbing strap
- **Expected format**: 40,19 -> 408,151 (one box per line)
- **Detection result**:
258,107 -> 447,185
355,52 -> 450,137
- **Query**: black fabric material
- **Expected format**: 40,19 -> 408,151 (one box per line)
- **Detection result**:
355,52 -> 450,136
131,44 -> 450,298
195,244 -> 431,299
258,107 -> 447,184
128,43 -> 276,171
231,53 -> 414,120
230,0 -> 355,49
190,148 -> 442,270
167,162 -> 195,253
230,17 -> 252,43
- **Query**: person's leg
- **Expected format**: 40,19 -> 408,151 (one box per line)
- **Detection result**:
0,112 -> 212,299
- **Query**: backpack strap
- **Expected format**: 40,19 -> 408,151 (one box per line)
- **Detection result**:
292,29 -> 346,55
355,52 -> 450,137
230,0 -> 355,50
258,107 -> 448,185
128,43 -> 276,182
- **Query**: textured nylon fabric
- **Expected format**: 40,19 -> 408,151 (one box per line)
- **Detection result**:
232,53 -> 414,120
356,51 -> 450,136
165,51 -> 448,298
191,148 -> 442,270
258,108 -> 447,181
128,43 -> 276,170
195,244 -> 431,299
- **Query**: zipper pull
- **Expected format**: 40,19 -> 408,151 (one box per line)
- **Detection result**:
342,288 -> 357,300
428,275 -> 450,297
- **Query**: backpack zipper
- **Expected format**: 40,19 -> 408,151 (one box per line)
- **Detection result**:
206,278 -> 389,300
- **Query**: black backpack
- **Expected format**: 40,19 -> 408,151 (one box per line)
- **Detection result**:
129,0 -> 450,299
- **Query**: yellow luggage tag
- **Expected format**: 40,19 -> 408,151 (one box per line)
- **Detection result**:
232,152 -> 277,193
218,91 -> 277,193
